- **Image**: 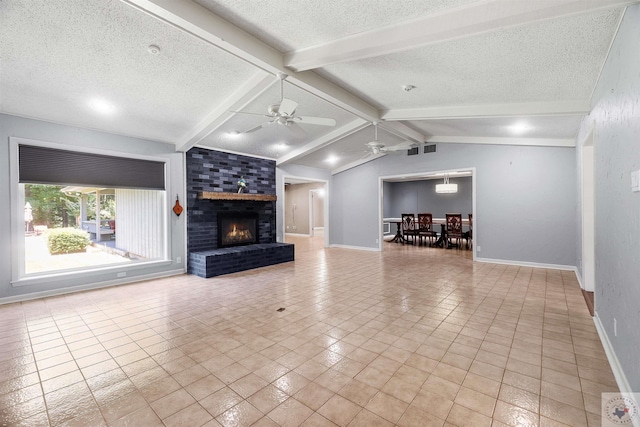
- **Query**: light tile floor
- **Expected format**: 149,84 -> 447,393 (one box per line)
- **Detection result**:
0,236 -> 618,426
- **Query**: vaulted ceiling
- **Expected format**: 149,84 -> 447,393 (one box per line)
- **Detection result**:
1,0 -> 635,172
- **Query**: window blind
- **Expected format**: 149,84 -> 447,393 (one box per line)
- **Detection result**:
19,145 -> 165,190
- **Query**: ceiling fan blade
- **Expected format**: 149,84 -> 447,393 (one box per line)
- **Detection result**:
230,111 -> 272,118
243,121 -> 271,133
285,122 -> 307,138
278,98 -> 298,117
293,116 -> 336,127
385,142 -> 418,152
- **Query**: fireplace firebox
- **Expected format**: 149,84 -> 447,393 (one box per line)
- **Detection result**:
217,212 -> 259,248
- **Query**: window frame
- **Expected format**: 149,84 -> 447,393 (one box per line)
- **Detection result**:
9,137 -> 171,286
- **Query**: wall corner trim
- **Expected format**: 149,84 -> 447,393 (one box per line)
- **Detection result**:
593,311 -> 634,394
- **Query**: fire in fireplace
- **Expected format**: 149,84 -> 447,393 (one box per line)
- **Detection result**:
217,212 -> 259,248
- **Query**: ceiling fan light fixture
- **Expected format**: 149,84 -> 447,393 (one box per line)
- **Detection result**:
229,74 -> 336,135
435,175 -> 458,193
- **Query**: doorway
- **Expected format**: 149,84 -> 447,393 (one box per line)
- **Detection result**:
379,168 -> 476,261
283,176 -> 328,247
309,189 -> 325,237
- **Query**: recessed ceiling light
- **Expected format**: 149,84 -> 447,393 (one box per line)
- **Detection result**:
228,130 -> 240,136
272,142 -> 287,152
148,45 -> 161,55
88,98 -> 115,115
508,121 -> 532,135
326,155 -> 338,164
402,85 -> 416,92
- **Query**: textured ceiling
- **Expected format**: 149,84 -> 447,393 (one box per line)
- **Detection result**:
0,0 -> 632,172
194,0 -> 479,52
0,0 -> 256,143
317,9 -> 621,109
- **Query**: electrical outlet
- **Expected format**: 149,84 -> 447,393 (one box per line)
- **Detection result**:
632,170 -> 640,192
376,239 -> 379,244
476,246 -> 481,252
614,318 -> 617,337
176,257 -> 182,264
286,226 -> 289,230
117,272 -> 126,278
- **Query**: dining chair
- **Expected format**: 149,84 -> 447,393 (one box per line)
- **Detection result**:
417,213 -> 437,246
466,213 -> 473,249
401,213 -> 419,245
445,213 -> 464,248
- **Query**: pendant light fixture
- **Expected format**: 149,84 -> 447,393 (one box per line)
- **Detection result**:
435,175 -> 458,194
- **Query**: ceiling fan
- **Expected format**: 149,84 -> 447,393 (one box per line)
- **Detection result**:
231,73 -> 336,137
365,123 -> 417,155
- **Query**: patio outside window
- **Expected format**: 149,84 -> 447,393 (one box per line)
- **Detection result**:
13,141 -> 167,280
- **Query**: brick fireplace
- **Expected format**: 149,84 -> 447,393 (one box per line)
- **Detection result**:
186,148 -> 294,277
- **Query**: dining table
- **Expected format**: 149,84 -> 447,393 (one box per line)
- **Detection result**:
431,217 -> 471,248
386,219 -> 404,243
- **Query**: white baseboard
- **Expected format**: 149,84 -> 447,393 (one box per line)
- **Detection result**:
0,269 -> 185,306
476,257 -> 577,272
285,232 -> 311,237
593,311 -> 634,394
329,244 -> 379,252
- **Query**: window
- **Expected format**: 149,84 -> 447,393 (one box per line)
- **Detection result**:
11,138 -> 168,282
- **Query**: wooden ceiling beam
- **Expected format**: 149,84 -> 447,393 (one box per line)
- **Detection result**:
284,0 -> 639,71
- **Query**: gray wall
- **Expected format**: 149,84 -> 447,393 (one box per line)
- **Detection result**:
385,177 -> 472,218
331,143 -> 576,266
577,5 -> 640,391
0,113 -> 185,300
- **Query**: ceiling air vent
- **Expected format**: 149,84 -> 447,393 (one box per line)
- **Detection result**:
424,144 -> 436,153
407,147 -> 419,156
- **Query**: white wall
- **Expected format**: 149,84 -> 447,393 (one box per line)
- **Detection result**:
577,5 -> 640,392
331,142 -> 577,267
0,113 -> 185,301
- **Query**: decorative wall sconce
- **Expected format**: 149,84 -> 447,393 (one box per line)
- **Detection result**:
173,195 -> 183,216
